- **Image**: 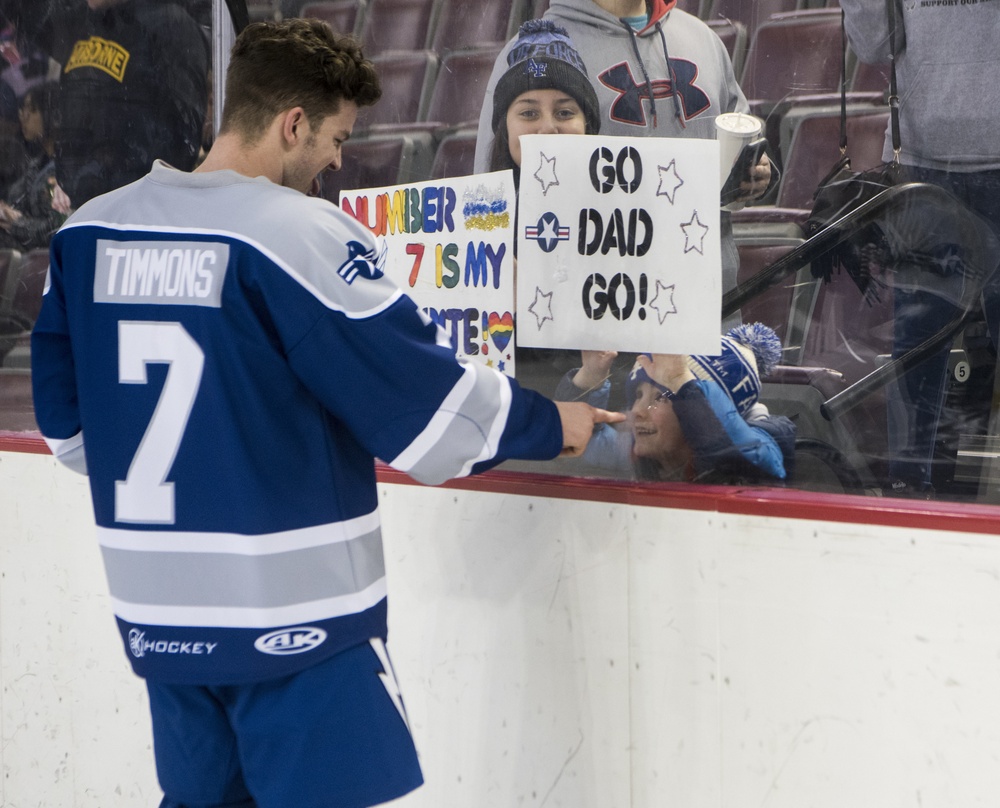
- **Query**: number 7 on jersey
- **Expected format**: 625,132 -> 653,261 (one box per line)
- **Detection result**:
116,321 -> 204,524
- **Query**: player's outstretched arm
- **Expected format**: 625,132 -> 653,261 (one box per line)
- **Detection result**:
554,401 -> 626,458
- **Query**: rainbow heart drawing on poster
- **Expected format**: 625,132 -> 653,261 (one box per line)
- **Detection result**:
487,311 -> 513,353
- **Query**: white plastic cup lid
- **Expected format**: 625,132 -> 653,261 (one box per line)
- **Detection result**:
715,112 -> 763,136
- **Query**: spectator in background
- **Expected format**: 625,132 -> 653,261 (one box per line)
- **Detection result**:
0,0 -> 208,210
1,23 -> 56,134
486,19 -> 613,397
0,81 -> 63,250
475,0 -> 772,319
0,27 -> 53,95
0,21 -> 57,193
840,0 -> 1000,497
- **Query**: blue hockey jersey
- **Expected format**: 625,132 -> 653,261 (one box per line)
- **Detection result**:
31,161 -> 562,684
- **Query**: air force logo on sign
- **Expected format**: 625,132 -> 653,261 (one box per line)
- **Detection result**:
524,212 -> 570,253
254,626 -> 328,656
337,240 -> 387,284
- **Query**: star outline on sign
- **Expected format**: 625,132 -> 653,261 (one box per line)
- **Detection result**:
648,280 -> 677,325
656,159 -> 684,204
533,152 -> 559,195
680,210 -> 710,255
528,286 -> 554,329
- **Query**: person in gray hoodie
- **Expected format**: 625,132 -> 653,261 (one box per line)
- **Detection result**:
840,0 -> 1000,496
474,0 -> 772,309
841,0 -> 1000,180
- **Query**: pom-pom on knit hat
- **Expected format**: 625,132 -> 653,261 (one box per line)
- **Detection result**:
491,19 -> 601,136
627,322 -> 783,417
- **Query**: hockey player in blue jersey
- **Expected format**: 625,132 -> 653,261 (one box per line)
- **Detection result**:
30,18 -> 622,808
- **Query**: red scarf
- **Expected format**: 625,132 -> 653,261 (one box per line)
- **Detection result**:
645,0 -> 677,28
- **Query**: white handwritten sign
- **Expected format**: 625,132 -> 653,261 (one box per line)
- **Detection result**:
516,134 -> 721,355
340,171 -> 517,374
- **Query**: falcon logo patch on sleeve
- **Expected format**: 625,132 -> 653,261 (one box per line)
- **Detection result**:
336,240 -> 387,284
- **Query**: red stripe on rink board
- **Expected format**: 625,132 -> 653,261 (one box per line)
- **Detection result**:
5,431 -> 1000,536
0,432 -> 50,455
376,466 -> 1000,537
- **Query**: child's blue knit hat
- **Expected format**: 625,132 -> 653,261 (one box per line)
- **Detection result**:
627,323 -> 783,417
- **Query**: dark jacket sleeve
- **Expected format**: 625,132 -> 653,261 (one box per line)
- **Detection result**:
4,159 -> 63,250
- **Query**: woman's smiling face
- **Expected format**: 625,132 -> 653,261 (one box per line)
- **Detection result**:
505,89 -> 587,167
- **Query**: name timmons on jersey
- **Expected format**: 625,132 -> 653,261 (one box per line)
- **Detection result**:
94,239 -> 230,307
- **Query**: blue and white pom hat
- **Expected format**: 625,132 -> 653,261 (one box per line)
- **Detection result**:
627,322 -> 783,417
492,19 -> 601,136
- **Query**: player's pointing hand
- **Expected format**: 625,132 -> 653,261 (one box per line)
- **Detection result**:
555,401 -> 626,458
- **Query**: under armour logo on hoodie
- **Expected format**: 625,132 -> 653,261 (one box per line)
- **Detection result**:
599,59 -> 710,126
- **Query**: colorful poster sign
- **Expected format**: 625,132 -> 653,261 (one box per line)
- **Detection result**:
340,171 -> 517,374
516,133 -> 722,356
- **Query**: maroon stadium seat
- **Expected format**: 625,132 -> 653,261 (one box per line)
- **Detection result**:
360,0 -> 436,56
740,9 -> 845,111
430,129 -> 478,180
298,1 -> 362,35
430,0 -> 521,54
421,45 -> 505,130
706,18 -> 748,79
356,50 -> 439,130
318,133 -> 434,199
776,105 -> 889,210
736,242 -> 801,346
710,0 -> 801,37
673,0 -> 705,17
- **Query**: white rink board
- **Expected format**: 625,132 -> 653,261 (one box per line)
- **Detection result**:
4,449 -> 1000,807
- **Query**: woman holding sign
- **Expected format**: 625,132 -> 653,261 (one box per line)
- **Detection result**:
488,19 -> 621,398
477,0 -> 773,311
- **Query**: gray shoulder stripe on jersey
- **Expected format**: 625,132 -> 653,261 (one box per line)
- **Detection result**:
391,366 -> 510,484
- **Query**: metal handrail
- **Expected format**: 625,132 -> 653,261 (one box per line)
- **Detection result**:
723,182 -> 998,421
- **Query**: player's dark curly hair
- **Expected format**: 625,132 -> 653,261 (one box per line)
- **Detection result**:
220,18 -> 381,142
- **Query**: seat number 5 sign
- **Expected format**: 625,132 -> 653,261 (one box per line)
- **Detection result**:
116,321 -> 204,525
